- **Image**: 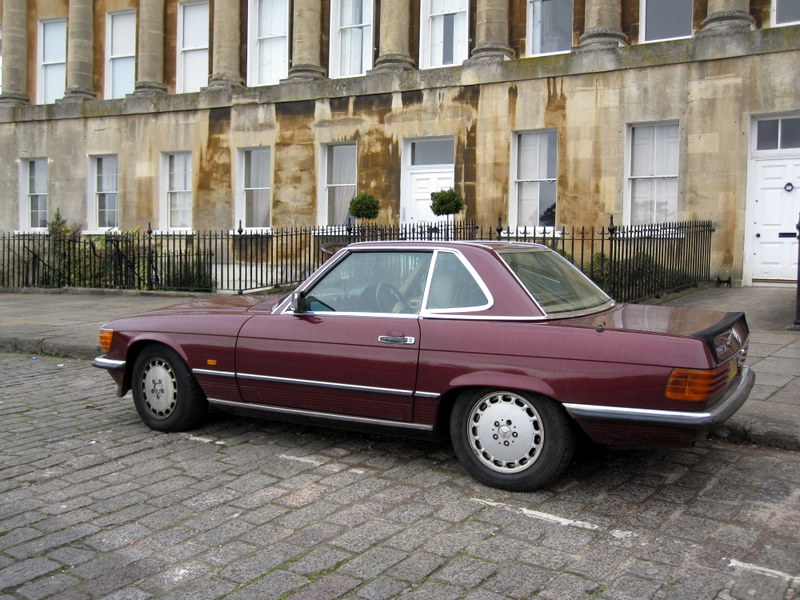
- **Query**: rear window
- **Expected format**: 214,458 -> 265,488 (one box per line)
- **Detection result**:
426,251 -> 489,310
498,248 -> 611,315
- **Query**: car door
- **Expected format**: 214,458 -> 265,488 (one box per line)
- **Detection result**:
234,250 -> 432,423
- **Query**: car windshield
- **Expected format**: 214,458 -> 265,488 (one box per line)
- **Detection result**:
498,248 -> 612,315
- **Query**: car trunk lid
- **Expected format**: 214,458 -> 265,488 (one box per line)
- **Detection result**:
570,303 -> 750,365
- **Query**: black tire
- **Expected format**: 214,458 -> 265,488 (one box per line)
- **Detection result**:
450,388 -> 575,492
131,344 -> 208,432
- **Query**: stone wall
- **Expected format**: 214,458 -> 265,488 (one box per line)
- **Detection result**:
0,0 -> 798,285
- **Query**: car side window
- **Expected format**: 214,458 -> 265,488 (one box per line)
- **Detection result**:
426,252 -> 489,310
305,251 -> 433,314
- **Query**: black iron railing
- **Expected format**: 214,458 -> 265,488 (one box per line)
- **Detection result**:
0,219 -> 712,302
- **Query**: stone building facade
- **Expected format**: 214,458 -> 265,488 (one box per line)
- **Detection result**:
0,0 -> 798,284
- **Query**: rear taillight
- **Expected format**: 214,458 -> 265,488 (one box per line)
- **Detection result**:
665,361 -> 737,403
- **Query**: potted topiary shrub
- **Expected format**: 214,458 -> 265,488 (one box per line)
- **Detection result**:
430,187 -> 464,218
348,193 -> 380,221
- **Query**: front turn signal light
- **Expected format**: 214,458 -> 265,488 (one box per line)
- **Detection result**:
99,329 -> 114,353
665,362 -> 735,403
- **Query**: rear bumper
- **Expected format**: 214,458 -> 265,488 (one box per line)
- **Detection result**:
563,366 -> 755,428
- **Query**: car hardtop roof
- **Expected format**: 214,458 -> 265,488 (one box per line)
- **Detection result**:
345,240 -> 548,252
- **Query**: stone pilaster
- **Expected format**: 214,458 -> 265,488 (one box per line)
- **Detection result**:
373,0 -> 415,71
0,0 -> 30,106
135,0 -> 167,95
208,0 -> 244,88
579,0 -> 627,48
470,0 -> 514,62
64,0 -> 96,100
287,0 -> 325,80
702,0 -> 755,32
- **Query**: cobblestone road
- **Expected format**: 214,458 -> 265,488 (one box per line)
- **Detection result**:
1,353 -> 799,600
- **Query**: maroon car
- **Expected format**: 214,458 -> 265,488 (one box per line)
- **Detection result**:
93,241 -> 754,491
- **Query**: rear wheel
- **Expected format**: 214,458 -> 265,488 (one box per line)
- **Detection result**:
131,344 -> 207,432
450,389 -> 575,491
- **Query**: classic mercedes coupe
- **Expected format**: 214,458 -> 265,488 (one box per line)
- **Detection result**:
93,241 -> 754,491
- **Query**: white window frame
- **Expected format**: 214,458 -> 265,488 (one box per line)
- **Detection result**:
753,115 -> 800,154
526,0 -> 573,57
105,11 -> 136,99
420,0 -> 469,69
640,0 -> 693,43
87,155 -> 120,232
329,0 -> 374,78
625,122 -> 680,225
37,19 -> 67,104
1,26 -> 4,95
510,130 -> 558,230
235,147 -> 272,231
773,0 -> 800,27
19,158 -> 49,231
176,1 -> 209,93
319,142 -> 357,226
247,0 -> 290,86
160,152 -> 193,231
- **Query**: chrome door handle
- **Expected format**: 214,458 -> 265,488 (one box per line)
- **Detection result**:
378,335 -> 416,345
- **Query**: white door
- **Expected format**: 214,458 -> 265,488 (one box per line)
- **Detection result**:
750,158 -> 800,281
405,168 -> 455,223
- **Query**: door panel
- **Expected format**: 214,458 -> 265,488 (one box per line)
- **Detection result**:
235,313 -> 421,421
405,169 -> 454,222
752,159 -> 800,280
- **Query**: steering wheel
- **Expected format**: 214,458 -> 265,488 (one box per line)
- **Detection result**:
375,282 -> 409,313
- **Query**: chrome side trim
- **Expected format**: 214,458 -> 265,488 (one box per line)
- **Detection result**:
193,368 -> 436,399
207,397 -> 434,431
284,311 -> 420,319
564,366 -> 755,427
235,372 -> 415,397
421,313 -> 549,321
92,356 -> 126,371
193,368 -> 237,378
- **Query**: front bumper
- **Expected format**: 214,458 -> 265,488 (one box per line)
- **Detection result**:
92,355 -> 129,397
92,355 -> 126,371
563,365 -> 755,428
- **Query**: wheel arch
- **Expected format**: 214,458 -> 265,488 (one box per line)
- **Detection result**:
120,336 -> 192,396
434,373 -> 565,435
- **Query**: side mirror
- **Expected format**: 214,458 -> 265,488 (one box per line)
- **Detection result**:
290,290 -> 308,313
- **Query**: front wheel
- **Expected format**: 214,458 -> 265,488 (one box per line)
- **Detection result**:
131,344 -> 207,432
450,389 -> 575,492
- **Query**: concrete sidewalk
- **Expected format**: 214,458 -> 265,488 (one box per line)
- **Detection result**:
1,284 -> 798,450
